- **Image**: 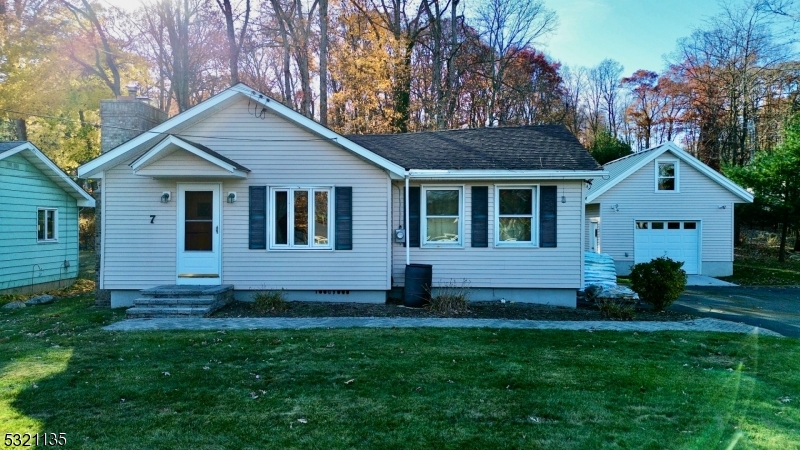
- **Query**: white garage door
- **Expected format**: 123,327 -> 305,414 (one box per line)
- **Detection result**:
634,221 -> 699,274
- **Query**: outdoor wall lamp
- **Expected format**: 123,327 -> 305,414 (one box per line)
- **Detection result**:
227,192 -> 237,203
161,192 -> 171,203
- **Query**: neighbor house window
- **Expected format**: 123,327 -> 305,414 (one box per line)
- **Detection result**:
656,160 -> 678,191
422,187 -> 462,246
270,188 -> 331,249
37,208 -> 58,242
496,186 -> 537,246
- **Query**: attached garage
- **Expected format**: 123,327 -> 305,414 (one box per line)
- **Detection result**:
633,221 -> 699,274
584,142 -> 754,277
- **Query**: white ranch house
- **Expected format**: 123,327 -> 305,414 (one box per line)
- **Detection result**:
78,84 -> 606,310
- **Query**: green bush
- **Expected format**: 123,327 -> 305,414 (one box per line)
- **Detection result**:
629,257 -> 687,311
253,290 -> 287,313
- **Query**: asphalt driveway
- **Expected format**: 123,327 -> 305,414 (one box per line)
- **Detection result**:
671,286 -> 800,338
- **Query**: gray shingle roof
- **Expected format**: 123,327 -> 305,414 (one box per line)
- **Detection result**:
345,125 -> 600,171
0,141 -> 27,154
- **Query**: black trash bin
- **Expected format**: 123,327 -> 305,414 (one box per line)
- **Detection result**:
404,264 -> 432,307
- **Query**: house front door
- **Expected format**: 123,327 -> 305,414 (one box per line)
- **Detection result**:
177,183 -> 221,285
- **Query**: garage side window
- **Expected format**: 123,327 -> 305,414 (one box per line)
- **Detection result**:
656,160 -> 678,192
37,208 -> 58,242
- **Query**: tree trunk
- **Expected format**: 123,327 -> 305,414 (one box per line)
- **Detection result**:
391,41 -> 414,133
218,0 -> 240,85
446,0 -> 459,128
14,118 -> 27,141
793,227 -> 800,252
318,0 -> 328,126
779,214 -> 788,263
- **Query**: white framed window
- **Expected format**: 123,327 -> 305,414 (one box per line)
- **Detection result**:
37,208 -> 58,242
422,186 -> 463,246
269,187 -> 332,249
495,185 -> 538,246
655,159 -> 679,192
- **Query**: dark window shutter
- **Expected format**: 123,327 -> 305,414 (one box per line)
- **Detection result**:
471,186 -> 489,247
249,186 -> 267,249
539,186 -> 557,248
408,186 -> 421,247
335,187 -> 353,250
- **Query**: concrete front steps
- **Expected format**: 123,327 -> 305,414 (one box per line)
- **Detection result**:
126,285 -> 233,319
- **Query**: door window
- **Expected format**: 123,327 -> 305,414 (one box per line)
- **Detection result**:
185,191 -> 213,251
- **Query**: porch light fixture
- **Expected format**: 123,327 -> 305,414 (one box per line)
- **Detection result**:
561,186 -> 566,203
161,192 -> 171,203
227,192 -> 237,203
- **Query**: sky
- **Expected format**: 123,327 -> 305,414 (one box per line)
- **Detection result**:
544,0 -> 725,74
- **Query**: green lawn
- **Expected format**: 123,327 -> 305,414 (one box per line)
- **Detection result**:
720,244 -> 800,286
1,295 -> 799,449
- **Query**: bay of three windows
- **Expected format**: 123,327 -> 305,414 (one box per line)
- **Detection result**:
270,187 -> 331,249
423,186 -> 539,247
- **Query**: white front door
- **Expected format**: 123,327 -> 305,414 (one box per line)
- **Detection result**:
177,183 -> 221,285
590,220 -> 600,253
634,220 -> 699,274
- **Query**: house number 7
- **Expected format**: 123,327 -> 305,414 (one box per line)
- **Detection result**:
150,215 -> 156,224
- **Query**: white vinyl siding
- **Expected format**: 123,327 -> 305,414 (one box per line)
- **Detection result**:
392,180 -> 584,289
592,149 -> 740,271
101,97 -> 390,290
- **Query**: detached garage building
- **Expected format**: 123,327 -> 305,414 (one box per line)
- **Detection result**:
585,142 -> 753,277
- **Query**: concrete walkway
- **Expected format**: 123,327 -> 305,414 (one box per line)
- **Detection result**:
103,316 -> 782,337
686,275 -> 738,287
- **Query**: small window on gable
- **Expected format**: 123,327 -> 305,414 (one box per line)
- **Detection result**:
37,208 -> 58,242
656,160 -> 678,191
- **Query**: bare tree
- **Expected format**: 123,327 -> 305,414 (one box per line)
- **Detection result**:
474,0 -> 556,126
215,0 -> 250,85
268,0 -> 319,118
60,0 -> 123,96
318,0 -> 328,125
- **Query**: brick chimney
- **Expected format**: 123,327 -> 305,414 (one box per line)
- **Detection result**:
100,84 -> 167,153
93,84 -> 167,306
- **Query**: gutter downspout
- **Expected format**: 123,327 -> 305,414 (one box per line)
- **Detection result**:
405,172 -> 410,266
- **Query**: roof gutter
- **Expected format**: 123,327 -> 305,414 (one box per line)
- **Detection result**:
407,169 -> 608,180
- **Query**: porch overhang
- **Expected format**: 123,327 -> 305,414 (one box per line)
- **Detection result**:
130,135 -> 250,179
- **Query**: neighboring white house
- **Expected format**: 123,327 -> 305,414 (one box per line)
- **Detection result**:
584,142 -> 753,277
77,83 -> 605,308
